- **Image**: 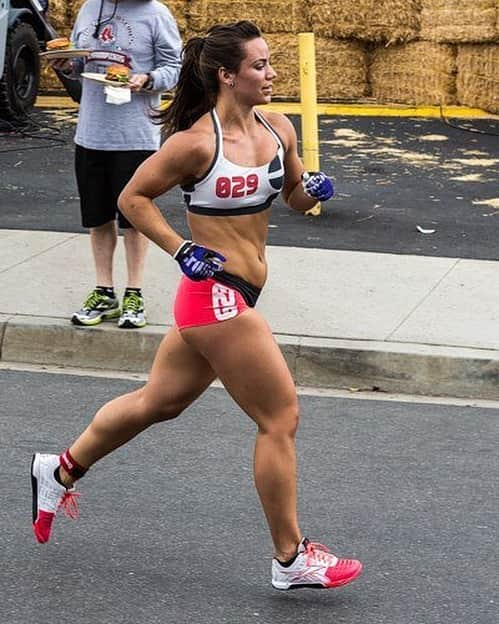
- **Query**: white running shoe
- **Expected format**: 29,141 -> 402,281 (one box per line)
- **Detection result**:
31,453 -> 79,544
272,538 -> 362,590
118,291 -> 147,329
71,289 -> 120,326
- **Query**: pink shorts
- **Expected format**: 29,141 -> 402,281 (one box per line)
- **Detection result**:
173,276 -> 250,330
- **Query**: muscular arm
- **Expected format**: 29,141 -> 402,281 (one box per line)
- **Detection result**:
118,130 -> 211,256
265,113 -> 319,213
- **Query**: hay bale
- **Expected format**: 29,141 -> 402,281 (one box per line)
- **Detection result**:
456,44 -> 499,113
370,41 -> 457,105
420,0 -> 497,43
161,1 -> 189,35
188,0 -> 309,33
40,66 -> 62,92
67,0 -> 86,26
315,38 -> 368,99
264,35 -> 368,100
180,29 -> 204,45
46,0 -> 71,34
265,33 -> 300,98
309,0 -> 421,43
40,0 -> 70,90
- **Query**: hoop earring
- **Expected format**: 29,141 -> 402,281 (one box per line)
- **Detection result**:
229,80 -> 235,88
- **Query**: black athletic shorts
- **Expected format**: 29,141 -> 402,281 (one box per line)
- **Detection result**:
75,145 -> 154,229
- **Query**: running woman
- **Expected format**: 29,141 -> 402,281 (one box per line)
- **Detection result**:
31,21 -> 362,591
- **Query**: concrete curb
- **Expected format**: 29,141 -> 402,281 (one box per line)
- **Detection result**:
1,316 -> 498,400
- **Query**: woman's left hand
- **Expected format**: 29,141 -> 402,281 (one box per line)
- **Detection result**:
301,171 -> 334,201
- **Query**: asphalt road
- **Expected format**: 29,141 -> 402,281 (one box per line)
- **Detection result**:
1,368 -> 497,624
1,109 -> 498,260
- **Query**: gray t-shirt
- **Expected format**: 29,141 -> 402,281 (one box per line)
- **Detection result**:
71,0 -> 182,151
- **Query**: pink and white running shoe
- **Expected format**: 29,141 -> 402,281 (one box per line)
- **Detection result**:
272,538 -> 362,590
31,453 -> 79,544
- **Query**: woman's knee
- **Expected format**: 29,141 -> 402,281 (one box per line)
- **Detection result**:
257,399 -> 300,438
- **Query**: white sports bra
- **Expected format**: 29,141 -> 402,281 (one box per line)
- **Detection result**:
181,108 -> 285,216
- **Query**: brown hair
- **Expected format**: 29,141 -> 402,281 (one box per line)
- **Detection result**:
157,21 -> 262,138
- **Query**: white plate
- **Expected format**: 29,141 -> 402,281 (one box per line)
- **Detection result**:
39,49 -> 91,59
81,72 -> 131,88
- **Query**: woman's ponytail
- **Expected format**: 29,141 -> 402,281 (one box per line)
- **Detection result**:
157,37 -> 214,138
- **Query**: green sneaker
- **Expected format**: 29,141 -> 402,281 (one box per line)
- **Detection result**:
71,289 -> 121,326
118,291 -> 147,329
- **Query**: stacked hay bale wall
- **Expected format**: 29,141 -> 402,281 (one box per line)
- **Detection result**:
456,44 -> 499,113
418,0 -> 499,114
263,33 -> 300,99
188,0 -> 308,33
420,0 -> 497,43
308,0 -> 460,107
265,34 -> 368,100
315,38 -> 368,101
308,0 -> 421,44
40,0 -> 73,91
41,1 -> 498,113
344,0 -> 498,112
370,42 -> 457,105
162,1 -> 189,34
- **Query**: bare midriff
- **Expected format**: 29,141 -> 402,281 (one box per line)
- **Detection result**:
187,209 -> 270,288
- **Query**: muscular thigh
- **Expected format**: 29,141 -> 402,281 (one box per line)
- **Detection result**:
141,326 -> 217,418
181,310 -> 298,426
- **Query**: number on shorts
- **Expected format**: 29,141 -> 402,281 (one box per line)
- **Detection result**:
212,283 -> 238,321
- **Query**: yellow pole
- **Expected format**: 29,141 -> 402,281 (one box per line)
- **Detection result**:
298,32 -> 321,216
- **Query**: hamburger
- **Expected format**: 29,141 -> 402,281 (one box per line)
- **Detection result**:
105,64 -> 130,84
46,37 -> 71,51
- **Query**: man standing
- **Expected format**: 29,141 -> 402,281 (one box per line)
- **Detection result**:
55,0 -> 181,329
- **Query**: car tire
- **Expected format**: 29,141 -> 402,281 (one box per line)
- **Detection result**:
0,20 -> 40,122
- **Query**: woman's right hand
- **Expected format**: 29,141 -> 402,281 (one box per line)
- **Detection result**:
174,240 -> 226,281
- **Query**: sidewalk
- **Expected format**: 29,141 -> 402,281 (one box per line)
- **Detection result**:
1,228 -> 498,400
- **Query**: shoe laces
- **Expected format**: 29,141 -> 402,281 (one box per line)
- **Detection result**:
123,292 -> 142,313
57,490 -> 80,520
304,541 -> 337,566
83,290 -> 107,310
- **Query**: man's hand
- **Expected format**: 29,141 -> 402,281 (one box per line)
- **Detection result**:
174,240 -> 226,281
301,171 -> 334,201
129,73 -> 151,91
49,58 -> 72,73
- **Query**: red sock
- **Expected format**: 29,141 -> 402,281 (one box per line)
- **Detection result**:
59,448 -> 88,479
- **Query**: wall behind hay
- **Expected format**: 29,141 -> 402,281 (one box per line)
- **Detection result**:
40,0 -> 499,113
